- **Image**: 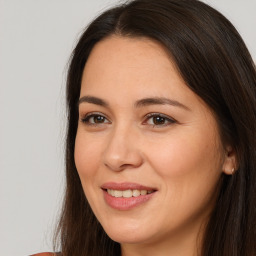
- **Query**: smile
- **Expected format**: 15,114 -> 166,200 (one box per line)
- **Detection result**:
107,189 -> 154,198
101,182 -> 157,210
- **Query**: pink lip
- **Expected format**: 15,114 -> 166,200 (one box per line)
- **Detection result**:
101,182 -> 157,211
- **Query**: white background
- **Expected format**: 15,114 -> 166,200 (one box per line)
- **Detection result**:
1,1 -> 255,255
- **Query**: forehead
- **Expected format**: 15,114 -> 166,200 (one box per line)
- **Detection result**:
80,36 -> 188,98
85,35 -> 173,65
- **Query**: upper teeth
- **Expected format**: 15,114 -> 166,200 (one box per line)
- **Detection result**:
107,189 -> 154,198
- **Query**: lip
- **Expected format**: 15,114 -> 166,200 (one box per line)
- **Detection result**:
101,182 -> 157,211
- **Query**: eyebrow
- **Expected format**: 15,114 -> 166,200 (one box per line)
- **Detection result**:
134,97 -> 191,111
78,96 -> 109,107
78,95 -> 190,111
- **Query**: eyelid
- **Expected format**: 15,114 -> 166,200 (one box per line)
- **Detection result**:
143,112 -> 177,127
80,112 -> 111,125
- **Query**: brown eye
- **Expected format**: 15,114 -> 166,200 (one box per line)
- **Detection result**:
144,113 -> 176,127
93,115 -> 105,123
81,113 -> 110,125
152,116 -> 166,125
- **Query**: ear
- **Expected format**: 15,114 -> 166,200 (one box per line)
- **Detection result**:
222,145 -> 238,175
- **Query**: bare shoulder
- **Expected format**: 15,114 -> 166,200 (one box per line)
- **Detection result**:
30,253 -> 56,256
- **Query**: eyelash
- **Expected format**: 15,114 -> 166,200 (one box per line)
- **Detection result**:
143,113 -> 176,127
81,112 -> 110,126
80,112 -> 176,127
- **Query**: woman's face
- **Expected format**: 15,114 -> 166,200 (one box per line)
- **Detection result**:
75,36 -> 231,247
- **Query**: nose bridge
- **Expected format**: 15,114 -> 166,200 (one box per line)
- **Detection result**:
103,121 -> 142,171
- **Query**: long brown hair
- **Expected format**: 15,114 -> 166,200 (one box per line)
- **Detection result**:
54,0 -> 256,255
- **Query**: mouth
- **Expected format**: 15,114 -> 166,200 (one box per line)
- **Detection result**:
101,182 -> 157,210
105,188 -> 154,198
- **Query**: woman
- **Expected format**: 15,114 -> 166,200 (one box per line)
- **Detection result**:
32,0 -> 256,255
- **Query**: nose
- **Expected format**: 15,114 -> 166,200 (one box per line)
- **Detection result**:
103,125 -> 143,172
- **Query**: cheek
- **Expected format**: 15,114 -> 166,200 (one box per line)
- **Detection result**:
74,132 -> 106,213
144,129 -> 223,200
143,133 -> 223,231
74,132 -> 102,182
147,128 -> 222,173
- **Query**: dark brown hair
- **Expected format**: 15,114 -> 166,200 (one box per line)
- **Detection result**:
54,0 -> 256,255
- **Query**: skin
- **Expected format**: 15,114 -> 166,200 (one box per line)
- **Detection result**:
74,36 -> 236,256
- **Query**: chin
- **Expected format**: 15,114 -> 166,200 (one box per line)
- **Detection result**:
107,230 -> 153,244
100,219 -> 158,245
